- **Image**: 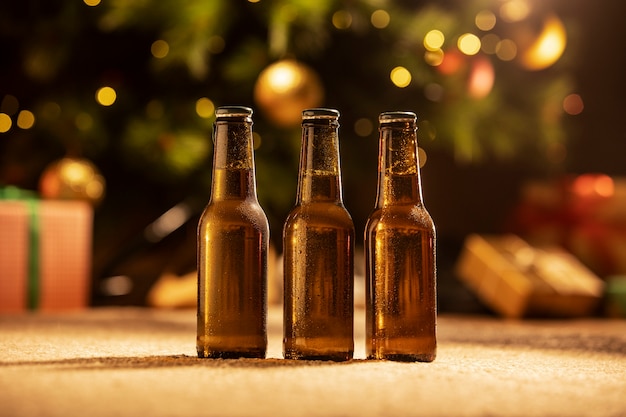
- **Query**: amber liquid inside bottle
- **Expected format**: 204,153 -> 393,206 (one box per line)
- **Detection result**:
197,108 -> 269,359
283,109 -> 354,361
284,174 -> 354,361
365,113 -> 436,362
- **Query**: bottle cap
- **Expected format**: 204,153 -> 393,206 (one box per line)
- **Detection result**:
379,111 -> 417,123
216,106 -> 253,120
302,108 -> 340,120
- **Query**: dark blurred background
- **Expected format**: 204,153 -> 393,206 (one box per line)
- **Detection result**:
1,0 -> 625,311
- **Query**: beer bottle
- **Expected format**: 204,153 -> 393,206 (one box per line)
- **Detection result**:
283,108 -> 355,361
365,111 -> 437,362
197,106 -> 269,359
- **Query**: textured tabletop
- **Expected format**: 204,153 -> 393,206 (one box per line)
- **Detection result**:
1,307 -> 625,417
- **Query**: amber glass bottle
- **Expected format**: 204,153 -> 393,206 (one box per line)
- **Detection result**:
197,106 -> 269,359
365,111 -> 437,362
283,108 -> 355,361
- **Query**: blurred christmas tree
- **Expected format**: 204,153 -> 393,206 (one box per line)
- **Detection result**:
0,0 -> 579,300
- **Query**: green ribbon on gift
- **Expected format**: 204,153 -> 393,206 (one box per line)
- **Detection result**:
0,186 -> 40,309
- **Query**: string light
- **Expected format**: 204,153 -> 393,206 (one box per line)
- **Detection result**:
195,97 -> 215,119
458,33 -> 481,55
563,94 -> 584,115
423,30 -> 445,51
96,86 -> 117,106
0,113 -> 12,133
390,66 -> 411,88
151,40 -> 169,59
16,110 -> 35,129
354,118 -> 373,137
371,10 -> 390,29
496,39 -> 517,61
475,10 -> 496,31
332,10 -> 352,29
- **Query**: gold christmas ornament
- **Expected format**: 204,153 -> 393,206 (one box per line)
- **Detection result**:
39,157 -> 106,205
254,59 -> 324,127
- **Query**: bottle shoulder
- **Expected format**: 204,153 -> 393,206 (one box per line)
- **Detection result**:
285,202 -> 354,230
199,199 -> 269,228
365,204 -> 434,230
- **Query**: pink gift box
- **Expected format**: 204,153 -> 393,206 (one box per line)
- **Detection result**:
0,199 -> 93,312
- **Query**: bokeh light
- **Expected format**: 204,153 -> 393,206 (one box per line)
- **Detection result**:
563,94 -> 584,115
521,15 -> 567,71
390,66 -> 411,88
1,94 -> 19,115
332,10 -> 352,29
371,10 -> 390,29
496,39 -> 517,61
468,58 -> 495,99
481,33 -> 500,54
500,0 -> 530,23
424,83 -> 444,102
354,118 -> 373,137
196,97 -> 215,119
96,86 -> 117,106
16,110 -> 35,129
475,10 -> 497,31
424,49 -> 444,66
573,174 -> 614,198
83,0 -> 101,6
151,40 -> 170,59
458,33 -> 481,55
0,113 -> 12,133
424,30 -> 445,51
75,112 -> 93,131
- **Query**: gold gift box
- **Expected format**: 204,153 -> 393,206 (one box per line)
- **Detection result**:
456,234 -> 605,318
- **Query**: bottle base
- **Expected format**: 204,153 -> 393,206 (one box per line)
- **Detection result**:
197,349 -> 266,359
284,351 -> 353,362
367,352 -> 436,362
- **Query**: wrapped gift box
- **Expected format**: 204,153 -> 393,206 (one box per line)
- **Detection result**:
456,234 -> 604,318
0,198 -> 92,312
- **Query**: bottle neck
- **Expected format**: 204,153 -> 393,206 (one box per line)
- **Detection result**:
210,119 -> 257,201
375,120 -> 424,207
297,120 -> 343,204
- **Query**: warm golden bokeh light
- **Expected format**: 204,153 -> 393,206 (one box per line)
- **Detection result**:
500,0 -> 530,23
496,39 -> 517,61
424,83 -> 444,102
481,33 -> 500,54
332,10 -> 352,29
521,15 -> 567,71
252,132 -> 262,150
151,40 -> 170,59
0,113 -> 12,133
196,97 -> 215,119
418,147 -> 427,168
1,94 -> 19,115
75,112 -> 94,131
96,86 -> 117,106
16,110 -> 35,129
475,10 -> 497,31
424,30 -> 445,51
354,118 -> 373,137
468,58 -> 495,99
83,0 -> 101,6
458,33 -> 481,55
563,94 -> 584,115
573,174 -> 615,198
424,49 -> 444,66
390,66 -> 411,88
371,9 -> 391,29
